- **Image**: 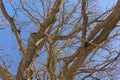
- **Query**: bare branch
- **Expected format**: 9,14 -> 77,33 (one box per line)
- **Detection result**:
62,1 -> 120,80
0,0 -> 25,55
0,65 -> 14,80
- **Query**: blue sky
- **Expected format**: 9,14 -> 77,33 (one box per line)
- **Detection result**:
0,0 -> 119,80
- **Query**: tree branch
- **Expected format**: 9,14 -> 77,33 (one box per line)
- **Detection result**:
0,65 -> 14,80
64,0 -> 120,80
0,0 -> 25,55
16,0 -> 65,80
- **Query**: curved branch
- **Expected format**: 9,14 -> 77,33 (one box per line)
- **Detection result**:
0,0 -> 25,55
16,0 -> 65,80
0,65 -> 14,80
64,0 -> 120,80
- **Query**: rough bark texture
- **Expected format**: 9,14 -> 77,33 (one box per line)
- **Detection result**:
0,0 -> 120,80
0,65 -> 14,80
64,1 -> 120,79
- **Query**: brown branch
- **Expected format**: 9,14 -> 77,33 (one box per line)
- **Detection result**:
88,7 -> 114,25
63,0 -> 120,80
0,0 -> 25,55
20,0 -> 41,26
0,65 -> 14,80
16,0 -> 65,80
87,1 -> 120,42
87,1 -> 120,53
53,26 -> 81,40
31,0 -> 66,44
81,0 -> 88,40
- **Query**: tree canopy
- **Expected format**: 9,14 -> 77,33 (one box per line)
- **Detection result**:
0,0 -> 120,80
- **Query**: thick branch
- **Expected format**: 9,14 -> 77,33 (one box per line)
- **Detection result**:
16,0 -> 65,80
64,0 -> 120,80
87,1 -> 120,41
0,0 -> 25,55
36,0 -> 65,39
81,0 -> 88,39
0,65 -> 14,80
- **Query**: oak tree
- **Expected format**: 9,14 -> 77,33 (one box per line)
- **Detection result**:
0,0 -> 120,80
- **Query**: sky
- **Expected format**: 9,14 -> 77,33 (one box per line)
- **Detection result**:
0,0 -> 118,80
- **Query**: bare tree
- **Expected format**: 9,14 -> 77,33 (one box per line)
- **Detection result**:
0,0 -> 120,80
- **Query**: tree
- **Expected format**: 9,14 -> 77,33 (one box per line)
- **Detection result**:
0,0 -> 120,80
